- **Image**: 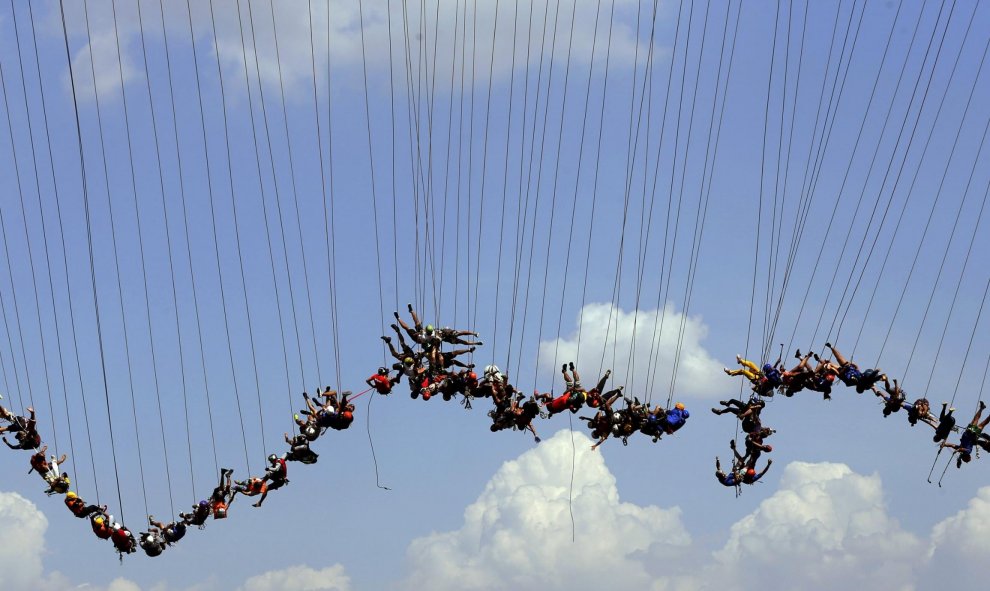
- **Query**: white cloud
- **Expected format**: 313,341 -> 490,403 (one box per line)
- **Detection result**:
398,440 -> 990,591
539,302 -> 725,400
402,429 -> 691,591
239,565 -> 351,591
61,0 -> 142,102
0,492 -> 48,590
707,462 -> 923,590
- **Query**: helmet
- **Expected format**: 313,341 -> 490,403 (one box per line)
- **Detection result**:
404,357 -> 414,366
94,517 -> 104,526
425,324 -> 434,332
674,402 -> 685,410
825,373 -> 835,382
268,454 -> 277,464
467,372 -> 478,380
484,364 -> 500,376
762,363 -> 774,374
764,444 -> 773,452
746,468 -> 756,477
199,500 -> 208,507
377,366 -> 387,375
66,491 -> 77,499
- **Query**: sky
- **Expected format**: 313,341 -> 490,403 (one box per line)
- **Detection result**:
1,0 -> 990,589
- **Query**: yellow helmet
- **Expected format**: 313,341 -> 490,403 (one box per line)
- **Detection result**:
674,402 -> 685,410
94,517 -> 104,526
66,491 -> 77,499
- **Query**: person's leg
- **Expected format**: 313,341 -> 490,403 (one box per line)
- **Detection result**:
970,401 -> 986,428
738,358 -> 760,373
826,343 -> 849,366
593,370 -> 611,395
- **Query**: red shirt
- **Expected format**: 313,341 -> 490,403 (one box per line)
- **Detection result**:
547,393 -> 571,414
369,374 -> 392,394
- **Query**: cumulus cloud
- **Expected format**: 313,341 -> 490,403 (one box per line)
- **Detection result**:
707,462 -> 923,590
239,564 -> 351,591
539,302 -> 725,400
399,439 -> 990,591
402,429 -> 691,591
0,492 -> 48,590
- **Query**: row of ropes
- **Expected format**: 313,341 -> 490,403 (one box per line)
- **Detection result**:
0,0 -> 741,558
714,0 -> 990,493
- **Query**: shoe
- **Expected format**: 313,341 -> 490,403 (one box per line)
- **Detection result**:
562,364 -> 567,372
736,354 -> 742,363
825,342 -> 832,348
569,362 -> 575,371
795,349 -> 802,359
723,367 -> 731,375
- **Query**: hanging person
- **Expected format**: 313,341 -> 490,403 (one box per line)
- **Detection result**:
872,376 -> 907,418
139,520 -> 168,557
148,515 -> 187,546
111,522 -> 137,558
933,403 -> 957,443
1,406 -> 41,450
179,500 -> 211,528
284,432 -> 319,464
367,367 -> 399,395
715,456 -> 741,488
940,401 -> 990,467
64,491 -> 107,519
28,445 -> 65,482
824,343 -> 885,393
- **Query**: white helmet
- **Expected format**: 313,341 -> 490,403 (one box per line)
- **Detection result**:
484,365 -> 501,377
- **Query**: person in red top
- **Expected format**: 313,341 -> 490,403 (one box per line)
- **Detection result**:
28,445 -> 66,482
210,468 -> 235,519
232,477 -> 269,508
366,367 -> 398,395
110,524 -> 136,557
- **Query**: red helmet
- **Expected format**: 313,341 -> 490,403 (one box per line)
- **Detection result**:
764,444 -> 773,452
467,372 -> 478,380
825,373 -> 835,382
746,468 -> 756,477
422,392 -> 431,400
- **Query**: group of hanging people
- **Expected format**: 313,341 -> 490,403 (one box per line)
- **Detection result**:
719,342 -> 990,489
0,303 -> 693,561
378,304 -> 691,450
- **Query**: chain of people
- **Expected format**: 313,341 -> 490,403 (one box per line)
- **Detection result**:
7,307 -> 985,559
717,342 -> 990,493
0,304 -> 691,561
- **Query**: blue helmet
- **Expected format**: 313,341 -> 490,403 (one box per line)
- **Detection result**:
762,363 -> 774,374
199,500 -> 208,507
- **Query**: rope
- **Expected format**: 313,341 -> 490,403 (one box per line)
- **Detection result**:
107,0 -> 176,518
26,0 -> 101,502
133,0 -> 197,503
184,0 -> 253,475
58,0 -> 126,521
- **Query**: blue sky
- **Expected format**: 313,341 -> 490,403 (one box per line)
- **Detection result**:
1,0 -> 990,589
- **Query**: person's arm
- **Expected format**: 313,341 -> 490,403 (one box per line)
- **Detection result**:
3,437 -> 17,449
757,459 -> 773,479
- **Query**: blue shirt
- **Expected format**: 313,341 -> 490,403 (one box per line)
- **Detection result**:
665,408 -> 690,430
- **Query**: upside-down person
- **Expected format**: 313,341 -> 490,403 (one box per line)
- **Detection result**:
28,445 -> 65,482
264,453 -> 289,490
148,515 -> 187,546
111,522 -> 137,558
284,432 -> 319,464
139,520 -> 168,558
232,476 -> 268,508
933,403 -> 958,443
741,459 -> 773,484
873,376 -> 907,418
1,406 -> 41,450
434,326 -> 483,346
367,366 -> 399,395
941,401 -> 990,468
906,397 -> 936,428
64,491 -> 107,520
824,343 -> 885,393
715,456 -> 742,488
210,468 -> 235,519
711,397 -> 765,434
179,500 -> 211,528
731,427 -> 774,469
